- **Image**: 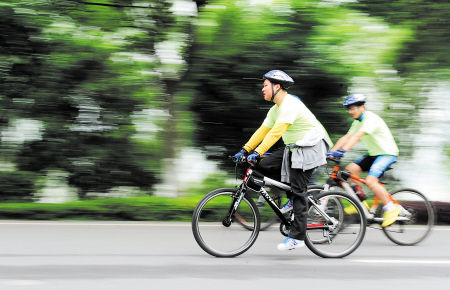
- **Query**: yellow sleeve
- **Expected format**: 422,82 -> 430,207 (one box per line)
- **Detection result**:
243,125 -> 271,152
254,123 -> 290,155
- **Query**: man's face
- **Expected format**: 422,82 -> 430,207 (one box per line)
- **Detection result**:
347,105 -> 365,119
262,79 -> 280,101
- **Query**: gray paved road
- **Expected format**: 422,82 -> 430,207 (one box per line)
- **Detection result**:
0,221 -> 449,290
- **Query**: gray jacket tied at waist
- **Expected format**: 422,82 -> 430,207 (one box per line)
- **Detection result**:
281,139 -> 330,183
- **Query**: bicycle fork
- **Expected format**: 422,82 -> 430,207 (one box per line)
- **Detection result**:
223,184 -> 247,227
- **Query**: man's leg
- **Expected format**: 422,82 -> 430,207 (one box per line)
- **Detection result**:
256,147 -> 284,181
288,167 -> 314,241
365,176 -> 390,205
277,167 -> 314,251
365,155 -> 399,227
346,162 -> 363,188
365,155 -> 397,205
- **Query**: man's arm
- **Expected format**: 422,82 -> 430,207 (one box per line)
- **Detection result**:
254,123 -> 290,155
331,134 -> 351,151
342,131 -> 365,151
331,132 -> 365,152
243,125 -> 271,152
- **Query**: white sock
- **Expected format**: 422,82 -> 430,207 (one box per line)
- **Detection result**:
383,201 -> 395,212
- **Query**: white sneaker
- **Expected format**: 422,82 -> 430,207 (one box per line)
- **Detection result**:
280,200 -> 293,214
277,237 -> 305,251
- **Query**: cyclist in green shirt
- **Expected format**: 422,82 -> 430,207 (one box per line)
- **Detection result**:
328,94 -> 401,227
233,70 -> 331,251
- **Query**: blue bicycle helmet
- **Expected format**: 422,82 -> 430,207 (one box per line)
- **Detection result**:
343,94 -> 367,108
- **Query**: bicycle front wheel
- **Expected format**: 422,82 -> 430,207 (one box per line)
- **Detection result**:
305,190 -> 366,258
382,188 -> 434,245
192,188 -> 260,257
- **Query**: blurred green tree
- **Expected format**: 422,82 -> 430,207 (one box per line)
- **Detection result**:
348,0 -> 449,76
0,0 -> 176,198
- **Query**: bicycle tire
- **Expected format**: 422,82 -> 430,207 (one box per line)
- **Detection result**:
235,190 -> 282,231
381,188 -> 434,246
192,188 -> 261,257
305,190 -> 366,258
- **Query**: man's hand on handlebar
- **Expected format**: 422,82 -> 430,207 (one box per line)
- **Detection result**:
232,148 -> 248,163
327,149 -> 346,158
231,149 -> 269,165
247,152 -> 261,165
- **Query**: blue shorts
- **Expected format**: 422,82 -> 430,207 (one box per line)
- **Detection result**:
353,154 -> 397,178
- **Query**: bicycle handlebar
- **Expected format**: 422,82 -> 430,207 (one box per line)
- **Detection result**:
230,152 -> 273,165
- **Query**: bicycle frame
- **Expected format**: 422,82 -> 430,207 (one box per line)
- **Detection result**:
327,163 -> 409,224
237,167 -> 338,231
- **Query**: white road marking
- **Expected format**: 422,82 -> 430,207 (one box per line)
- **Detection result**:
350,259 -> 450,264
0,280 -> 43,286
0,221 -> 190,227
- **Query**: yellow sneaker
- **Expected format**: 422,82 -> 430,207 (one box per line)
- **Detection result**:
344,205 -> 358,215
382,205 -> 402,227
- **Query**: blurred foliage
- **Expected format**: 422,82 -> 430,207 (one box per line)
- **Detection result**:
347,0 -> 450,76
0,0 -> 178,198
0,171 -> 36,201
0,0 -> 448,202
0,196 -> 197,220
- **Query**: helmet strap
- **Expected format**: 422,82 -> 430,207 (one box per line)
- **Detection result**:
270,83 -> 281,102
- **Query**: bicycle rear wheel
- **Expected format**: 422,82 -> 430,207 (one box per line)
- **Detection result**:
382,188 -> 434,245
192,188 -> 260,257
305,190 -> 366,258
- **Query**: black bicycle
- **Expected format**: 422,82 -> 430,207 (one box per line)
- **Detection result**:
192,160 -> 367,258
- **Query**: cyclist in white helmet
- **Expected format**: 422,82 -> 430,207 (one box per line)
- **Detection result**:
233,70 -> 332,251
328,94 -> 400,227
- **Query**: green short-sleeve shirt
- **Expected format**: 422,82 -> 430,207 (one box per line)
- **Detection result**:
347,111 -> 399,156
262,94 -> 330,145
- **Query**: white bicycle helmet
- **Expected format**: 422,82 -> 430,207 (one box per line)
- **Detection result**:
263,70 -> 294,89
263,70 -> 294,102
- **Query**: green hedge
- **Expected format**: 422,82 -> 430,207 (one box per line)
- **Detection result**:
0,196 -> 205,221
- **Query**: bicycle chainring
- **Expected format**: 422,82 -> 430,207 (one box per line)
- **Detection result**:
279,222 -> 290,237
